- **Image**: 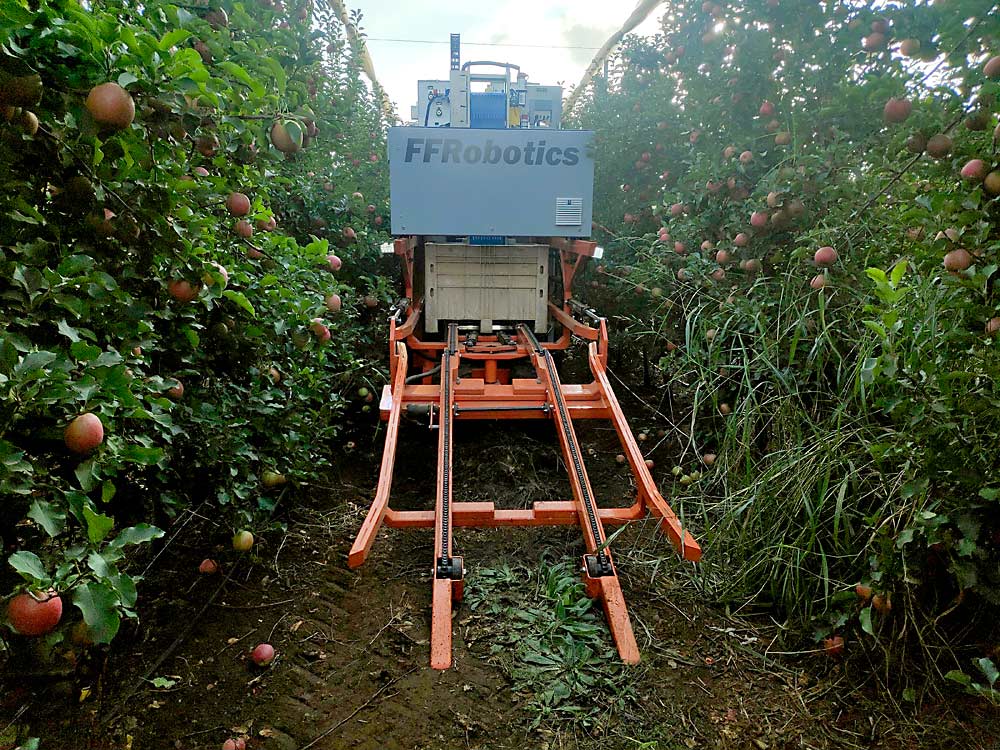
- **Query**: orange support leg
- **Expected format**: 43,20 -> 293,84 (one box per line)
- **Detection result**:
430,325 -> 462,670
348,343 -> 409,569
588,344 -> 702,562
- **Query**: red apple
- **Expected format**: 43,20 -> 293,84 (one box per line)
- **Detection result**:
85,83 -> 135,131
64,413 -> 104,454
943,248 -> 972,272
251,643 -> 275,666
898,38 -> 920,57
168,279 -> 200,303
823,635 -> 845,656
863,32 -> 886,52
7,590 -> 62,636
961,159 -> 988,182
882,97 -> 912,124
984,55 -> 1000,79
814,246 -> 838,266
926,134 -> 952,159
202,261 -> 229,287
984,171 -> 1000,196
232,530 -> 254,551
225,192 -> 251,216
310,318 -> 331,342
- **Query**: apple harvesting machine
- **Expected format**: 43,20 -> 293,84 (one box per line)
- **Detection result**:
348,34 -> 701,669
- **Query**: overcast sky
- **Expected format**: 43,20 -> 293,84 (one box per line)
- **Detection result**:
350,0 -> 662,119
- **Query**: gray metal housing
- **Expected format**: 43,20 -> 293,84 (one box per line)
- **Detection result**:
388,126 -> 594,238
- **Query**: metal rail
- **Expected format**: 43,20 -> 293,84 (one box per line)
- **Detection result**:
517,323 -> 639,662
519,324 -> 610,576
430,324 -> 462,670
436,324 -> 459,578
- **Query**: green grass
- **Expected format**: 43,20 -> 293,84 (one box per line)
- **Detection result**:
465,560 -> 640,729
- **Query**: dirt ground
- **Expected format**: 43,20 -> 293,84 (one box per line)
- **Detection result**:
2,370 -> 998,750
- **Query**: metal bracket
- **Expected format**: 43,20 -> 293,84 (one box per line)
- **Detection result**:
583,553 -> 613,578
435,555 -> 464,580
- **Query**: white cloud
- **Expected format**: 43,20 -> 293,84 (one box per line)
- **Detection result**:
351,0 -> 662,118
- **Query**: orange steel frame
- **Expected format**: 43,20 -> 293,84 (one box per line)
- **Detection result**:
349,236 -> 701,669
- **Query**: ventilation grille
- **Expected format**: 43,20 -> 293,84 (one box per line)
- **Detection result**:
555,197 -> 583,226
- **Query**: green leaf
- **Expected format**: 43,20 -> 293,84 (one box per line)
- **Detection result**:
14,350 -> 56,376
71,340 -> 102,362
865,267 -> 887,284
119,445 -> 165,465
27,500 -> 66,537
87,551 -> 114,579
977,658 -> 999,687
110,573 -> 137,608
57,319 -> 82,342
0,2 -> 35,25
222,289 -> 256,317
109,523 -> 164,548
82,504 -> 115,545
859,607 -> 873,636
218,61 -> 265,98
945,669 -> 972,687
75,458 -> 98,492
72,582 -> 121,644
895,528 -> 915,548
862,320 -> 886,339
9,551 -> 48,582
92,350 -> 123,368
890,260 -> 908,287
262,56 -> 286,93
148,676 -> 178,689
117,72 -> 139,88
159,28 -> 192,51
